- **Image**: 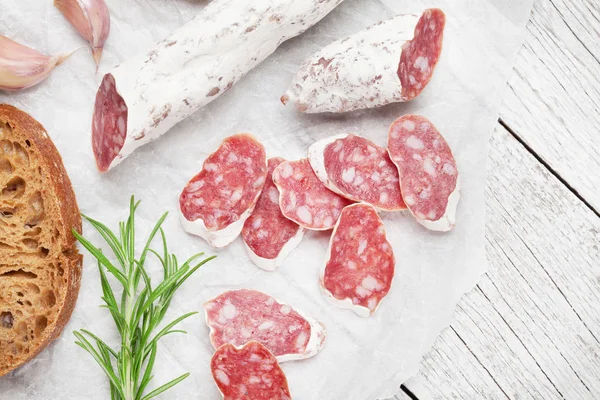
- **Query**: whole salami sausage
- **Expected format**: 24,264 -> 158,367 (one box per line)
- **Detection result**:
308,134 -> 406,211
242,157 -> 305,271
321,203 -> 395,317
272,158 -> 352,230
179,134 -> 267,247
204,289 -> 326,362
281,8 -> 445,113
211,341 -> 292,400
92,0 -> 346,172
387,115 -> 460,231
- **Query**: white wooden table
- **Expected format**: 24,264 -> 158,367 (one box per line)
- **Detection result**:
394,0 -> 600,398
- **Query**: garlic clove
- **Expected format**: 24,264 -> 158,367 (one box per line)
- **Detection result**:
54,0 -> 111,67
0,36 -> 74,91
92,47 -> 103,67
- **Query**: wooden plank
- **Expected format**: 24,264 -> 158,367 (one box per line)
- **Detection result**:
402,124 -> 600,398
500,0 -> 600,212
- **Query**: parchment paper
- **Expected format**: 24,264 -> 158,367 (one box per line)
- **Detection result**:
0,0 -> 533,398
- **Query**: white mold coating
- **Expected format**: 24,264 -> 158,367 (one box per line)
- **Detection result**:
99,0 -> 345,170
282,13 -> 420,114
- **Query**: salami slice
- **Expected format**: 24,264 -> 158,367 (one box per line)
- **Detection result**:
321,203 -> 395,317
272,159 -> 352,230
308,134 -> 406,211
91,0 -> 345,172
211,341 -> 292,400
387,115 -> 460,232
242,158 -> 305,271
179,134 -> 267,247
281,8 -> 445,113
204,289 -> 326,362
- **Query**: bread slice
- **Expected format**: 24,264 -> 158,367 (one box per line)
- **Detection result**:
0,104 -> 82,376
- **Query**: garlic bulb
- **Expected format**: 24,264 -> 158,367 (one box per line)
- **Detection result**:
55,0 -> 110,67
0,36 -> 73,91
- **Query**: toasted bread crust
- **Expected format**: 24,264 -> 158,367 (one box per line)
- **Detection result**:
0,104 -> 82,376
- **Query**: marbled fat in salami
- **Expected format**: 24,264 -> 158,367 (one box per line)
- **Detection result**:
321,203 -> 395,317
211,341 -> 291,400
308,134 -> 406,211
399,9 -> 446,100
281,9 -> 445,113
92,74 -> 127,171
179,134 -> 267,247
204,289 -> 326,362
242,158 -> 305,271
272,159 -> 352,230
387,115 -> 460,231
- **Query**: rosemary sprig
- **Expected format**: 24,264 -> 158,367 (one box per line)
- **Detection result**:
72,196 -> 215,400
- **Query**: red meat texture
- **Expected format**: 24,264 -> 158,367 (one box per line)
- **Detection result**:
388,115 -> 458,222
322,134 -> 406,210
211,341 -> 291,400
205,289 -> 313,358
180,134 -> 267,230
398,8 -> 446,100
273,158 -> 351,230
322,204 -> 395,314
243,157 -> 302,259
92,74 -> 128,172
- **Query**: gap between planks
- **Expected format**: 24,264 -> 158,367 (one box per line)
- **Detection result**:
399,385 -> 419,400
498,118 -> 600,219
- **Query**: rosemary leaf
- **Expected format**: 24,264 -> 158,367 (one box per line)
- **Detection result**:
73,196 -> 214,400
140,373 -> 191,400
